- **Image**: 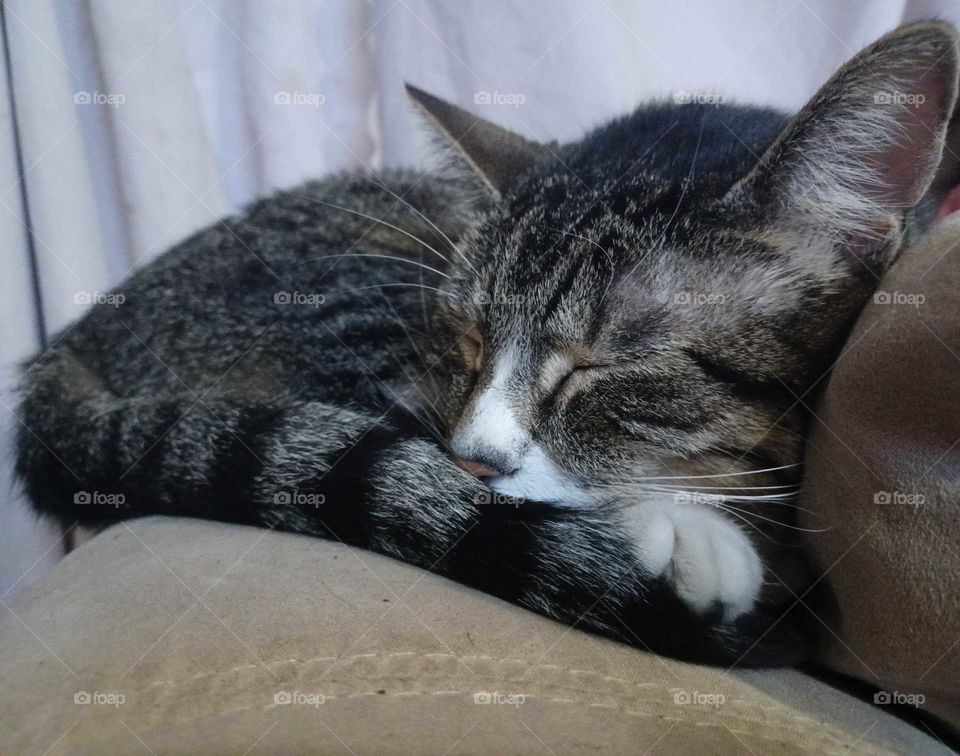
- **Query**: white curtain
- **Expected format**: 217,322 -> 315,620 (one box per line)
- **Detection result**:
2,0 -> 957,599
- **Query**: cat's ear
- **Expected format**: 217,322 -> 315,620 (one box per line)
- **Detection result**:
406,84 -> 553,198
730,22 -> 960,273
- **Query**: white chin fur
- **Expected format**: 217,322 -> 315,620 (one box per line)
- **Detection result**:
486,445 -> 591,506
485,445 -> 762,623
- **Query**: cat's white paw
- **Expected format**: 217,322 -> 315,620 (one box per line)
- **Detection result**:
624,500 -> 763,623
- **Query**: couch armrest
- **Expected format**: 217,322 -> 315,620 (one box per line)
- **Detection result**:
0,517 -> 946,754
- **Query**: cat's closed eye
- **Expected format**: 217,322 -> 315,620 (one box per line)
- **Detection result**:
540,354 -> 609,404
548,366 -> 595,403
460,326 -> 483,371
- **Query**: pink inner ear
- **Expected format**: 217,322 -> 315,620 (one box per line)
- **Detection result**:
936,185 -> 960,220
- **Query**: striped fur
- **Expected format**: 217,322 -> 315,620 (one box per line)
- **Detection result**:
14,22 -> 960,666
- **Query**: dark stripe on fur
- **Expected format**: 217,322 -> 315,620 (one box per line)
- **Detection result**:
685,348 -> 796,405
205,404 -> 285,524
296,424 -> 407,543
544,257 -> 585,318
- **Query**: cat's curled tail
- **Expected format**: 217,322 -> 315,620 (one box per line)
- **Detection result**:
15,345 -> 805,667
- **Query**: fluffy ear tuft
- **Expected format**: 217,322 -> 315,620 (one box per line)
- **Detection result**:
406,84 -> 554,198
731,21 -> 960,272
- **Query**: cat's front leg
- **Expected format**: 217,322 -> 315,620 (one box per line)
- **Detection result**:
620,496 -> 764,623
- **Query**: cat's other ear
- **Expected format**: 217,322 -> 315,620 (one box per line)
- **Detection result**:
730,21 -> 960,274
406,84 -> 553,198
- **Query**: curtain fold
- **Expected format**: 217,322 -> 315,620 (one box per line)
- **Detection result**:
0,1 -> 64,601
2,0 -> 958,598
89,1 -> 231,263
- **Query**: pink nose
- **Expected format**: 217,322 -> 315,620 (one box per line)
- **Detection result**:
452,457 -> 500,479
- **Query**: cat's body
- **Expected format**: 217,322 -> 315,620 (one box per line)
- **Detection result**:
15,23 -> 960,666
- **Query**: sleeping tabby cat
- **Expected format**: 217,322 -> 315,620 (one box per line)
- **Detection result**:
15,22 -> 960,666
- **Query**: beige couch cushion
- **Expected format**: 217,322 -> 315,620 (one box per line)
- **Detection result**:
0,517 -> 946,755
801,215 -> 960,730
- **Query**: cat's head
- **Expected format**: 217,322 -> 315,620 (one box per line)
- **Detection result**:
411,22 -> 960,508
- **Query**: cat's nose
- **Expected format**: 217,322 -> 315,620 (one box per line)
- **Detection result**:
449,388 -> 530,476
451,457 -> 502,479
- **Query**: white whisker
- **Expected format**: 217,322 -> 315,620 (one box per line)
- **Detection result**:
310,198 -> 452,269
620,463 -> 802,481
604,481 -> 821,521
362,176 -> 477,274
375,288 -> 429,363
395,383 -> 448,446
297,253 -> 449,279
714,501 -> 828,533
605,482 -> 800,492
709,504 -> 784,544
333,283 -> 455,298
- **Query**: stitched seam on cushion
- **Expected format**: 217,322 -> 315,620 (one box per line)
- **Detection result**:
66,690 -> 896,756
133,650 -> 823,722
122,654 -> 888,751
